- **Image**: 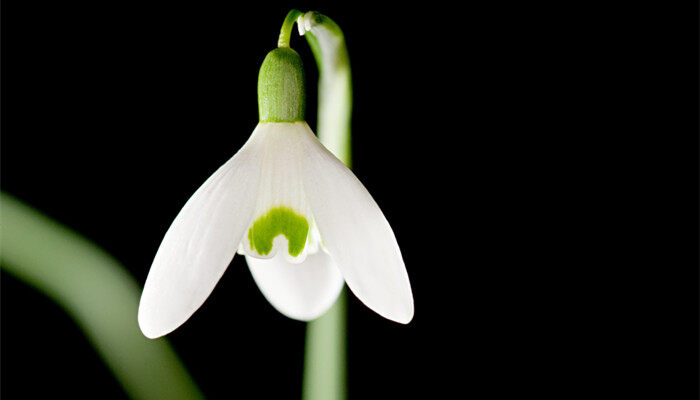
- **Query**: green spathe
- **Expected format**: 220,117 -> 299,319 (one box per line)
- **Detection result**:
258,47 -> 306,122
248,206 -> 310,257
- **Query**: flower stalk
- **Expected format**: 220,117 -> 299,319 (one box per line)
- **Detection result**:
293,10 -> 353,400
278,9 -> 304,48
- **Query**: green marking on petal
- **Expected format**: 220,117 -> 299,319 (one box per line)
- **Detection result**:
248,206 -> 309,257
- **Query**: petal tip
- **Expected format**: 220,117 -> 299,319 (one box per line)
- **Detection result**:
137,315 -> 166,339
137,301 -> 175,339
387,304 -> 414,325
363,294 -> 414,325
138,307 -> 165,339
140,328 -> 164,340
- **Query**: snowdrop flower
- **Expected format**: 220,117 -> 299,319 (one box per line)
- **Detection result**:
138,40 -> 413,339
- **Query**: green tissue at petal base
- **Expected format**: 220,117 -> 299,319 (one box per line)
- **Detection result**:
248,207 -> 309,257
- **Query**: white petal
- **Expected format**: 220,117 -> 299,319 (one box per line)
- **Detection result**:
298,125 -> 414,323
239,122 -> 320,264
246,250 -> 344,321
138,126 -> 265,338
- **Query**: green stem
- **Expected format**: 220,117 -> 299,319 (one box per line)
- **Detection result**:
0,193 -> 204,400
278,9 -> 303,48
302,290 -> 347,400
297,11 -> 352,400
303,12 -> 352,165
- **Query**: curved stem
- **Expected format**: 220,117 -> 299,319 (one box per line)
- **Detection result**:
278,9 -> 303,48
301,11 -> 352,164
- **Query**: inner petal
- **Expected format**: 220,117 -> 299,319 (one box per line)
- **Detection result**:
235,122 -> 323,263
247,206 -> 309,257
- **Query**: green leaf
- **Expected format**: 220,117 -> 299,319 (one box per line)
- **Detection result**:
0,193 -> 204,400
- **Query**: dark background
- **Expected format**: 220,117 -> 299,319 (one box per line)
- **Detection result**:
2,1 -> 698,399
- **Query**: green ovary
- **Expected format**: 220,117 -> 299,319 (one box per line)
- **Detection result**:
248,207 -> 310,257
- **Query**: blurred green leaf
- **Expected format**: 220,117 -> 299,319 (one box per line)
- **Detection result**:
0,193 -> 204,400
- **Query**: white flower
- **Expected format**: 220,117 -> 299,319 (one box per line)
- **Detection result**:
138,45 -> 413,339
138,122 -> 414,338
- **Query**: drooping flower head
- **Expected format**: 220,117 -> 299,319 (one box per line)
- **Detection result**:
138,19 -> 413,339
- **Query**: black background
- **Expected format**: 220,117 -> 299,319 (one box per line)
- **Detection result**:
2,1 -> 699,399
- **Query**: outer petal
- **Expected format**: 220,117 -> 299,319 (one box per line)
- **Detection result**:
298,125 -> 414,323
138,128 -> 265,338
245,250 -> 344,321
